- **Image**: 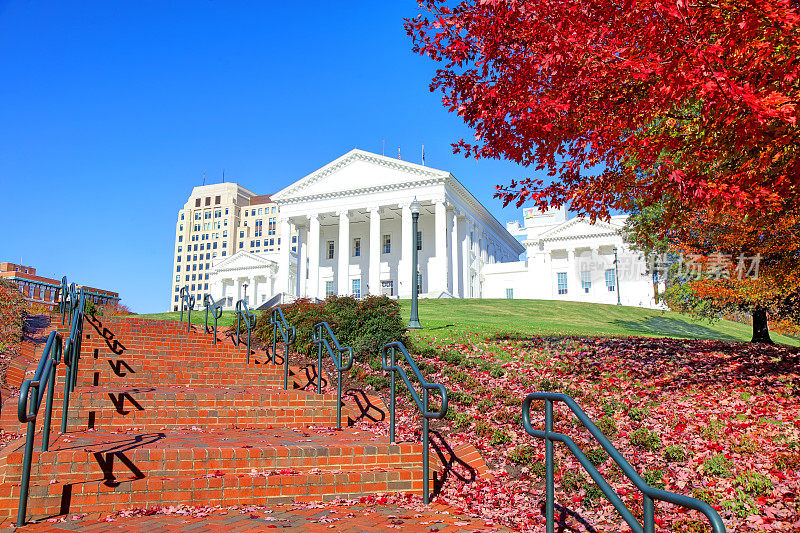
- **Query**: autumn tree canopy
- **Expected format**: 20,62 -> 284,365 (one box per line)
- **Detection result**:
406,0 -> 800,225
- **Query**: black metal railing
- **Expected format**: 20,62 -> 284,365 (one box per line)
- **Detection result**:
17,283 -> 86,526
312,322 -> 354,428
522,392 -> 725,533
179,286 -> 195,332
270,307 -> 296,389
234,299 -> 257,363
381,341 -> 448,504
203,294 -> 223,345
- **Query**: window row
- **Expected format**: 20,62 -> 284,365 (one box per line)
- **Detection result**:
557,269 -> 617,295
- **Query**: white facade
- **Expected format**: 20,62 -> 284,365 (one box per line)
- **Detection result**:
173,149 -> 659,311
484,206 -> 660,308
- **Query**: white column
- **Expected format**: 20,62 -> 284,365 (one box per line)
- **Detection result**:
462,220 -> 472,298
567,248 -> 576,299
307,214 -> 320,299
434,200 -> 448,294
252,277 -> 259,306
369,207 -> 381,295
337,210 -> 350,295
277,218 -> 291,294
399,203 -> 412,298
450,211 -> 460,297
296,228 -> 306,297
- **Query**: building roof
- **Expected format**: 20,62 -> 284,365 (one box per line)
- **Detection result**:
248,194 -> 275,206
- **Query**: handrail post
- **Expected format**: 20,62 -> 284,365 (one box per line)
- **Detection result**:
336,349 -> 343,429
643,494 -> 655,533
271,319 -> 277,364
545,398 -> 554,533
388,345 -> 396,444
247,326 -> 252,364
422,388 -> 430,504
283,329 -> 290,389
316,325 -> 323,395
61,340 -> 73,433
41,359 -> 57,452
16,382 -> 38,527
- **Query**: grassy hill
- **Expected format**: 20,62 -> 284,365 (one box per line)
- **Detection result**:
136,299 -> 799,346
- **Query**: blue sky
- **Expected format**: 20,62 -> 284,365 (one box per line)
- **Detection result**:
0,1 -> 549,312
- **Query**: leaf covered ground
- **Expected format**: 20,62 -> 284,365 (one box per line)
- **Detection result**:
347,334 -> 800,532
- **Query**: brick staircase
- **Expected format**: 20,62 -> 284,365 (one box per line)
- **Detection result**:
0,314 -> 482,522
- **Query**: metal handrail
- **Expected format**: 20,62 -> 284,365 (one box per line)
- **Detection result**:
58,276 -> 68,325
522,393 -> 725,533
381,341 -> 448,504
17,283 -> 86,526
312,322 -> 354,428
179,286 -> 195,332
270,307 -> 296,389
203,294 -> 223,345
235,299 -> 257,363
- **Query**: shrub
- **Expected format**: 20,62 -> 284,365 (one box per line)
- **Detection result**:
629,428 -> 661,452
643,469 -> 665,489
538,377 -> 561,392
452,413 -> 472,431
702,453 -> 733,477
561,470 -> 585,492
490,429 -> 511,446
509,444 -> 536,466
702,418 -> 725,441
256,295 -> 406,361
627,406 -> 647,421
664,445 -> 687,463
585,447 -> 609,467
0,279 -> 26,354
730,434 -> 759,455
596,416 -> 618,437
722,489 -> 757,518
692,487 -> 721,507
475,420 -> 493,439
583,483 -> 605,505
736,472 -> 772,496
449,391 -> 476,405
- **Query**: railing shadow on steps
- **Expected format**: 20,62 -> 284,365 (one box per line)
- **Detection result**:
270,307 -> 296,390
16,283 -> 87,526
178,286 -> 196,333
522,392 -> 726,533
382,341 -> 448,505
234,299 -> 257,363
203,295 -> 223,345
312,322 -> 354,429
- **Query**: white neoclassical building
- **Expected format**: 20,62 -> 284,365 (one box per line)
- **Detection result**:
177,149 -> 659,310
483,207 -> 661,308
206,149 -> 525,307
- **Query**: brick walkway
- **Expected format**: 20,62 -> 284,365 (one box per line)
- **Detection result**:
3,502 -> 512,532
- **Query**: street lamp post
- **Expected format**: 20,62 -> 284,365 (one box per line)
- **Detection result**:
243,282 -> 249,305
408,198 -> 422,329
613,247 -> 621,306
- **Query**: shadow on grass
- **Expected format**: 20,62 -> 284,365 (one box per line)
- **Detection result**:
612,316 -> 740,341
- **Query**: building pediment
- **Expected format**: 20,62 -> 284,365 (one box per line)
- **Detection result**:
271,149 -> 450,203
212,251 -> 278,273
538,217 -> 624,241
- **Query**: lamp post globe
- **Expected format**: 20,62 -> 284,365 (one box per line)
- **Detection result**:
408,198 -> 422,329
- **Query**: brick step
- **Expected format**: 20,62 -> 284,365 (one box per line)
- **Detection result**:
1,386 -> 345,432
0,467 -> 422,520
71,353 -> 287,388
0,429 -> 427,485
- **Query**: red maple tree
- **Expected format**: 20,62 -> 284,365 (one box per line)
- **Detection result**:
406,0 -> 800,223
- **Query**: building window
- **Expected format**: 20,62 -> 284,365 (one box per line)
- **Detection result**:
381,280 -> 394,296
176,265 -> 181,272
175,295 -> 179,302
205,197 -> 211,206
215,195 -> 221,205
506,288 -> 514,299
325,281 -> 335,298
222,251 -> 226,257
353,237 -> 361,257
416,230 -> 422,251
382,234 -> 391,254
178,236 -> 183,242
239,242 -> 243,249
327,240 -> 335,259
240,231 -> 244,238
352,279 -> 361,298
222,242 -> 227,248
244,210 -> 249,217
605,269 -> 616,292
185,275 -> 190,281
195,198 -> 201,207
581,271 -> 592,293
557,272 -> 568,295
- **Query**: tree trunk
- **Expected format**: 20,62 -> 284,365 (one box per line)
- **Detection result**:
751,307 -> 773,344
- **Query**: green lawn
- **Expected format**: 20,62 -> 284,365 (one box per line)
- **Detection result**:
398,299 -> 799,347
136,299 -> 798,346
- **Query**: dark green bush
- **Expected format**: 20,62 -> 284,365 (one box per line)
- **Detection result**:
255,296 -> 406,361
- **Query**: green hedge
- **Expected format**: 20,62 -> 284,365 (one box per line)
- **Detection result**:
254,296 -> 406,362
